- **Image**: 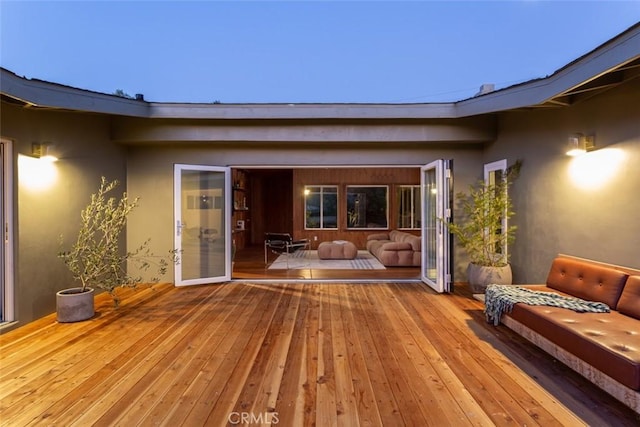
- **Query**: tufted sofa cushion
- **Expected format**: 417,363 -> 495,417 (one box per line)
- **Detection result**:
618,276 -> 640,320
379,242 -> 413,251
508,286 -> 640,391
367,232 -> 390,241
389,230 -> 421,251
546,257 -> 629,309
366,230 -> 421,266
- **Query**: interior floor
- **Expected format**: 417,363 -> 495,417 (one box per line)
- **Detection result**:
232,244 -> 421,280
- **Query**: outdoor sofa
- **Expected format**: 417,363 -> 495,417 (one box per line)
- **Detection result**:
486,256 -> 640,414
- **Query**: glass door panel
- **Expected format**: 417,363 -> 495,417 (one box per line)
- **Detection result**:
0,142 -> 4,320
423,167 -> 438,283
1,139 -> 14,322
421,159 -> 452,293
174,165 -> 231,286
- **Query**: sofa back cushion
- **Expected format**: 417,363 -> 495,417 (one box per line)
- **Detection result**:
389,230 -> 421,251
367,233 -> 390,242
381,242 -> 413,251
617,276 -> 640,319
546,257 -> 628,309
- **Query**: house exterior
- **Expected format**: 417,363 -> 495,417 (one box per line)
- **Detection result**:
1,23 -> 639,331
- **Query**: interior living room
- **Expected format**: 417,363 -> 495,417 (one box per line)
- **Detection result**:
231,167 -> 422,280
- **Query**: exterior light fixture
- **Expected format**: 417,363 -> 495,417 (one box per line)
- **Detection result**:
566,133 -> 595,157
31,142 -> 58,162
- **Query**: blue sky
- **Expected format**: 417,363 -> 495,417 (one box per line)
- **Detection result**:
1,1 -> 639,103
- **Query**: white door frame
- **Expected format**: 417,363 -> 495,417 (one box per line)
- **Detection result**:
1,138 -> 15,322
484,159 -> 508,263
174,164 -> 232,286
420,159 -> 452,293
483,159 -> 507,183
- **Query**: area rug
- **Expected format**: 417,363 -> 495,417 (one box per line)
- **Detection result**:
268,250 -> 386,270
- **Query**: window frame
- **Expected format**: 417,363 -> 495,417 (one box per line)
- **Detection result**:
346,185 -> 389,230
304,185 -> 339,230
396,184 -> 421,230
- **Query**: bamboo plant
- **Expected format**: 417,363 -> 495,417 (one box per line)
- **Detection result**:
448,160 -> 522,267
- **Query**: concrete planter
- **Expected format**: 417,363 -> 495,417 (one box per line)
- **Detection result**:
56,287 -> 95,323
467,263 -> 512,294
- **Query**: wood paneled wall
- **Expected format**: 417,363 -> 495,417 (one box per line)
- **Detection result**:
292,168 -> 420,249
247,169 -> 293,246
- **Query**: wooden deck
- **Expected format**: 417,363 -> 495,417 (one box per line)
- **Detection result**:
1,281 -> 637,426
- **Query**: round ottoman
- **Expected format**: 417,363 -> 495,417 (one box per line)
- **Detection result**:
317,240 -> 358,260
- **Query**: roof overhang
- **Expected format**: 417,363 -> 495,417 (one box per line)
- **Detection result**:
0,71 -> 149,117
455,22 -> 640,116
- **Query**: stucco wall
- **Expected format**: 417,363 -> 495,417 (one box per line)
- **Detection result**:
485,78 -> 640,283
6,75 -> 637,328
1,105 -> 126,328
125,143 -> 485,282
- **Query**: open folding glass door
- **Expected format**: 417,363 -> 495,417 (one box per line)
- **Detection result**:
421,159 -> 452,293
1,142 -> 4,319
174,165 -> 231,286
1,139 -> 14,322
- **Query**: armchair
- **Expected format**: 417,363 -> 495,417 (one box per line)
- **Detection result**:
264,233 -> 310,265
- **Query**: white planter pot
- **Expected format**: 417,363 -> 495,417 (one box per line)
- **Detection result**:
56,287 -> 95,323
467,263 -> 512,294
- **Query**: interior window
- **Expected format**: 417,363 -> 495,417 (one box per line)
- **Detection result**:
304,185 -> 338,229
346,185 -> 388,229
397,185 -> 421,229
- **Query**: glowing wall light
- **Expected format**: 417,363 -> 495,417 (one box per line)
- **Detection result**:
566,133 -> 595,157
568,148 -> 625,190
18,154 -> 59,191
32,142 -> 59,162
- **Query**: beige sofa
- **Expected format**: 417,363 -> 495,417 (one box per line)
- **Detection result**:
366,230 -> 421,267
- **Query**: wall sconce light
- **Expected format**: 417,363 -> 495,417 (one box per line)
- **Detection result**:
566,133 -> 595,157
32,142 -> 58,162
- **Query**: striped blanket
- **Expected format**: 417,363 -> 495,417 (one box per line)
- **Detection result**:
484,284 -> 610,326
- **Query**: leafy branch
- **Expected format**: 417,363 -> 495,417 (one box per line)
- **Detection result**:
58,177 -> 179,306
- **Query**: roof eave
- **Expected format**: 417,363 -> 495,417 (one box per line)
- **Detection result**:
455,23 -> 640,116
2,23 -> 639,119
0,68 -> 149,117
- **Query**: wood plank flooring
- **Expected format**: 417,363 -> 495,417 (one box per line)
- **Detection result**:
1,281 -> 638,426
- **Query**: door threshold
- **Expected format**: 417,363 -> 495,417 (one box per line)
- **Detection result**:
230,278 -> 422,284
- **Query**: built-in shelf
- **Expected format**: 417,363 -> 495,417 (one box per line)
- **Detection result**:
232,169 -> 250,250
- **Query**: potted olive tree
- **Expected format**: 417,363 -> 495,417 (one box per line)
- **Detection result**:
57,177 -> 178,322
448,160 -> 522,293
